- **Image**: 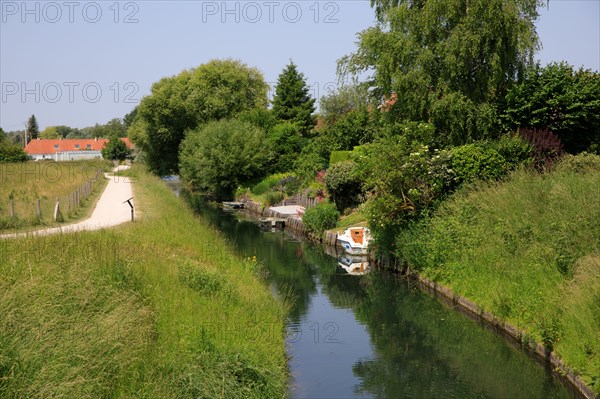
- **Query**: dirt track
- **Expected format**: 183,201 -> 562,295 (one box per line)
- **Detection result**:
0,165 -> 135,239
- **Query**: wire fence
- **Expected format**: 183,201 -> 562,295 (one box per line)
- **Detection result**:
1,168 -> 104,229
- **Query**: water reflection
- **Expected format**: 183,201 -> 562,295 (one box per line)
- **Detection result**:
181,191 -> 572,399
338,254 -> 371,275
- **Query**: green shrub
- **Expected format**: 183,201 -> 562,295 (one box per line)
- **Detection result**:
306,180 -> 326,199
267,122 -> 306,173
324,161 -> 362,212
391,121 -> 437,148
302,202 -> 340,235
179,119 -> 270,199
252,179 -> 276,196
265,191 -> 284,206
0,142 -> 29,163
251,173 -> 291,195
329,151 -> 352,165
279,175 -> 300,196
486,134 -> 532,170
556,152 -> 600,173
450,144 -> 507,185
235,186 -> 250,199
295,149 -> 328,187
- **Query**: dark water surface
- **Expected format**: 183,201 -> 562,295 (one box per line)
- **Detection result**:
177,188 -> 572,399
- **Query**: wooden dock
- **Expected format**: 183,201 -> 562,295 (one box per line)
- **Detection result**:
259,217 -> 286,229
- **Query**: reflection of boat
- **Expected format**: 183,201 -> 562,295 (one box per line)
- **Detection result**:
222,201 -> 245,210
337,227 -> 371,255
338,254 -> 370,275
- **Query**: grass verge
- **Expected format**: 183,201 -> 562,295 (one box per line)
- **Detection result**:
0,168 -> 288,398
396,165 -> 600,395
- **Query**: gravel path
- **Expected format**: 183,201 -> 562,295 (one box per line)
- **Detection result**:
0,165 -> 135,239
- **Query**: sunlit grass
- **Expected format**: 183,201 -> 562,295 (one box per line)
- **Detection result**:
396,165 -> 600,394
0,160 -> 111,230
335,209 -> 367,231
0,167 -> 288,398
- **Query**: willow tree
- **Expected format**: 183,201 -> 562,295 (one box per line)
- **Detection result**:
342,0 -> 546,146
131,59 -> 269,175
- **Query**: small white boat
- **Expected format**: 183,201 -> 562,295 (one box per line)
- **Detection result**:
337,227 -> 371,255
338,255 -> 370,275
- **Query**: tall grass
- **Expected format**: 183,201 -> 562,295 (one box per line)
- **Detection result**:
0,168 -> 288,398
0,160 -> 110,230
396,163 -> 600,394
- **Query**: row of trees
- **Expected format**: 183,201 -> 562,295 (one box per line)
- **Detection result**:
127,0 -> 599,224
128,59 -> 317,191
3,117 -> 130,146
1,115 -> 131,161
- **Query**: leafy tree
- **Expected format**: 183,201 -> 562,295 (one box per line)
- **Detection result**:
294,138 -> 330,186
319,84 -> 371,127
238,108 -> 277,132
123,107 -> 138,129
272,61 -> 316,137
501,62 -> 600,154
341,0 -> 545,145
56,126 -> 82,138
133,59 -> 269,175
80,123 -> 106,139
179,119 -> 271,199
0,141 -> 29,162
26,115 -> 39,142
318,108 -> 377,151
102,135 -> 131,161
324,161 -> 363,211
40,126 -> 61,139
267,122 -> 306,173
104,118 -> 128,137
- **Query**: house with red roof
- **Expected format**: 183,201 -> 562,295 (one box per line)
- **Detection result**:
24,138 -> 135,161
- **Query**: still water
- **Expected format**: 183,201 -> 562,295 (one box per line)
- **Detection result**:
178,189 -> 572,399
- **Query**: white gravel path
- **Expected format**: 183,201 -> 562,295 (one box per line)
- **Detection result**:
0,165 -> 135,239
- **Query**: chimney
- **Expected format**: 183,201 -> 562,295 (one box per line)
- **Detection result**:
95,137 -> 98,142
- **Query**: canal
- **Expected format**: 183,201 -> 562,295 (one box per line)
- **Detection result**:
175,186 -> 573,399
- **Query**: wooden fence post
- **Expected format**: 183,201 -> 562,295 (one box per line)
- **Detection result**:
36,199 -> 42,221
9,199 -> 14,223
54,197 -> 60,221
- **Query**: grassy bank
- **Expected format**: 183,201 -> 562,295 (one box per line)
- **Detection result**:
0,169 -> 288,398
396,163 -> 600,394
0,160 -> 110,230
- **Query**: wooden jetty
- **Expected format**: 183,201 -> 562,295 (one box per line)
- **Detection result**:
259,217 -> 286,229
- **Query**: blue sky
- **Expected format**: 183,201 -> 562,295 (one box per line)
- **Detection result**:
1,0 -> 598,131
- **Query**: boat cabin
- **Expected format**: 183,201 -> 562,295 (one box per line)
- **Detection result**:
350,228 -> 365,244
